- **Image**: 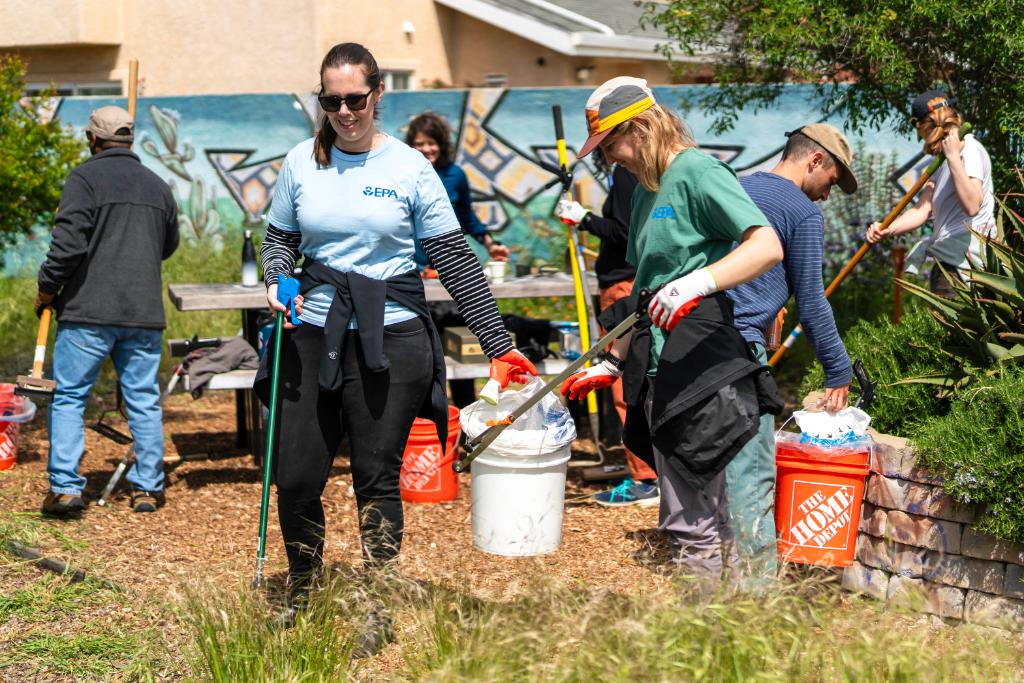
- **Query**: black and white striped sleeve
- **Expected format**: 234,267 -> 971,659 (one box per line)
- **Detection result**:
261,225 -> 301,286
421,230 -> 514,359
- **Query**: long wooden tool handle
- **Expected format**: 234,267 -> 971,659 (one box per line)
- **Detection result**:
32,308 -> 52,379
768,122 -> 972,367
127,59 -> 139,121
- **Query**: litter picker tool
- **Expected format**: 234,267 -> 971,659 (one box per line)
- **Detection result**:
769,122 -> 973,367
254,276 -> 300,590
16,308 -> 56,401
454,287 -> 657,473
551,104 -> 604,466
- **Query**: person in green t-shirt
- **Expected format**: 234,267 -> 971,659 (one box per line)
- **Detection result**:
561,77 -> 783,587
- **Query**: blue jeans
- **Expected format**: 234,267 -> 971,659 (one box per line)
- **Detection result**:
724,342 -> 778,578
48,323 -> 164,495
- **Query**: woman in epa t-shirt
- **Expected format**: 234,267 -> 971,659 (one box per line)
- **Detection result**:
258,42 -> 536,646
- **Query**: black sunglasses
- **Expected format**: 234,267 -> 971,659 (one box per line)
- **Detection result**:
318,89 -> 374,113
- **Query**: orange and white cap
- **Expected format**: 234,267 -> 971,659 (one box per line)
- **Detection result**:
576,77 -> 656,158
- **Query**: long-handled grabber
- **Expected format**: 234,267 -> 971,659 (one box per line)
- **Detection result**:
254,276 -> 300,590
454,287 -> 657,473
551,104 -> 604,465
16,307 -> 56,401
768,122 -> 973,367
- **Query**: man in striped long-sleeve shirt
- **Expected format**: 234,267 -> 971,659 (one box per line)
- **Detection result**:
725,123 -> 855,582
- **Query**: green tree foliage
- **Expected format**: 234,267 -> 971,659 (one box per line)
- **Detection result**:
0,55 -> 84,258
642,1 -> 1024,208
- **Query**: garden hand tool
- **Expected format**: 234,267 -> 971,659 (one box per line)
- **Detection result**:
15,307 -> 56,402
454,287 -> 658,473
96,336 -> 223,507
551,104 -> 604,465
769,122 -> 973,366
254,276 -> 301,590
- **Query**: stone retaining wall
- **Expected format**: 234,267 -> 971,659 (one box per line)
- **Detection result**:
840,432 -> 1024,630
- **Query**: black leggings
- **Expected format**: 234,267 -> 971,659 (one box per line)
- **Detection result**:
272,317 -> 433,587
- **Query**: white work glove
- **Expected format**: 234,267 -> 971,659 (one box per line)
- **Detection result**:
555,199 -> 590,226
648,268 -> 718,331
559,358 -> 623,401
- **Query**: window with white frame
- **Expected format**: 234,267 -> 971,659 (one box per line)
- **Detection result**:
382,71 -> 413,91
25,82 -> 123,97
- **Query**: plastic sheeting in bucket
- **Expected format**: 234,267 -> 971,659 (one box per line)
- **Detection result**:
460,378 -> 576,556
774,407 -> 874,567
0,384 -> 37,471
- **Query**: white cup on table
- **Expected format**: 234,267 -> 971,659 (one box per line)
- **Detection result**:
484,260 -> 507,284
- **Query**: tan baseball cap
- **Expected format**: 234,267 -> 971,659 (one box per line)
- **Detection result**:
788,123 -> 857,194
86,105 -> 134,142
577,76 -> 656,159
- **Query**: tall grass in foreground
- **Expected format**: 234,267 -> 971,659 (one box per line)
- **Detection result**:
182,571 -> 1023,682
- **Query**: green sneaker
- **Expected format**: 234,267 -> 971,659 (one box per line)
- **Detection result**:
593,479 -> 660,507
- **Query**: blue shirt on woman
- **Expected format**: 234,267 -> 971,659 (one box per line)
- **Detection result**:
268,136 -> 460,327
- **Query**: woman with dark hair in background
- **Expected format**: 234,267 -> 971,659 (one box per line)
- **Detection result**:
406,112 -> 509,263
556,151 -> 659,506
405,112 -> 509,407
259,42 -> 535,652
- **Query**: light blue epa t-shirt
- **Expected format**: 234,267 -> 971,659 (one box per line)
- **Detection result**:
267,135 -> 460,327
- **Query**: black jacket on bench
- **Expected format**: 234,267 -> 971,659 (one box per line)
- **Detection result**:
37,148 -> 179,330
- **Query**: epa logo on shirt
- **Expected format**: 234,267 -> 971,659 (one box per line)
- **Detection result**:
651,206 -> 676,219
363,186 -> 400,199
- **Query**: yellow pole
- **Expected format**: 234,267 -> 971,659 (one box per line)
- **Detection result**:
552,106 -> 602,462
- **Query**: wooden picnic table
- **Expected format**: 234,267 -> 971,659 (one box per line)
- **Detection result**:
166,273 -> 598,460
167,272 -> 597,311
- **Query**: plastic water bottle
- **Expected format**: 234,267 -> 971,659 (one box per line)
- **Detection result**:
241,230 -> 258,286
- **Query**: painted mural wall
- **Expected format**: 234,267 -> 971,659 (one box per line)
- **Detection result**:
7,85 -> 931,277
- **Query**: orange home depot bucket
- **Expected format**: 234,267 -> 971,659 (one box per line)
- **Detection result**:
775,437 -> 871,567
0,384 -> 23,471
400,405 -> 460,503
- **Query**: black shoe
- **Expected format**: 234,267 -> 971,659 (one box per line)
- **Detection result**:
41,493 -> 85,517
352,602 -> 393,658
269,603 -> 302,630
131,490 -> 165,513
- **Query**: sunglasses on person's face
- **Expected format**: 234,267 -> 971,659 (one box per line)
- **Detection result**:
318,89 -> 374,113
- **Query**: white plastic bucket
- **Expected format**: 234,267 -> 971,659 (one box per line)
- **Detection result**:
471,443 -> 571,557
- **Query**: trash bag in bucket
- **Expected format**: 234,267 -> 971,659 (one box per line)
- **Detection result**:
791,406 -> 871,448
460,377 -> 576,458
461,378 -> 577,556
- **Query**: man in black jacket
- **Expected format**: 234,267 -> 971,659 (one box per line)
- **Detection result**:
37,105 -> 179,516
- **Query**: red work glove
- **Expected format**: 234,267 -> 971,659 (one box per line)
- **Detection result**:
560,359 -> 622,401
648,268 -> 717,331
489,349 -> 538,389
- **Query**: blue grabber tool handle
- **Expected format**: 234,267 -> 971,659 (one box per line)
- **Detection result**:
276,276 -> 302,326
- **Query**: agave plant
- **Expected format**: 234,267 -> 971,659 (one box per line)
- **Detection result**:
896,198 -> 1024,395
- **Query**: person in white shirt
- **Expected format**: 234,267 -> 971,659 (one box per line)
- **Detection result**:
866,90 -> 995,297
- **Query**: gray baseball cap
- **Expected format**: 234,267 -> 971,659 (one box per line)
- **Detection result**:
86,105 -> 134,142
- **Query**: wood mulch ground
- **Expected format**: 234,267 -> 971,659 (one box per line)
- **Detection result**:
0,391 -> 673,678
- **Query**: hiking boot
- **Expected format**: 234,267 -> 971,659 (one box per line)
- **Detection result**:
352,601 -> 393,659
593,479 -> 660,507
131,490 -> 165,513
41,492 -> 85,517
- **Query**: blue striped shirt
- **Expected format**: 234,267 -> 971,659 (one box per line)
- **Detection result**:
727,172 -> 851,387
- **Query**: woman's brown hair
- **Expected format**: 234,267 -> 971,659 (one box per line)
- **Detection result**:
404,113 -> 454,166
602,105 -> 695,192
917,106 -> 963,156
313,43 -> 382,167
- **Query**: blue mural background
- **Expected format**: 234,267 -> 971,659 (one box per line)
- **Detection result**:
5,85 -> 928,277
